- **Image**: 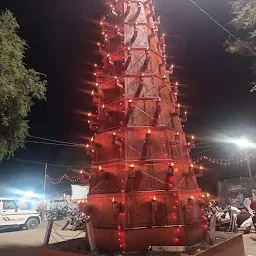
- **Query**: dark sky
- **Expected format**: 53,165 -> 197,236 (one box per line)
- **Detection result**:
0,0 -> 255,195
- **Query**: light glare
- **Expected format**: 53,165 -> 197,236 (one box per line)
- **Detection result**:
235,136 -> 250,149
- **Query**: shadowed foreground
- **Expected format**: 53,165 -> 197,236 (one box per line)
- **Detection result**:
0,247 -> 87,256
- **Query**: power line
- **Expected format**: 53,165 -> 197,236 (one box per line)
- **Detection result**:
193,144 -> 221,149
4,136 -> 87,148
28,135 -> 85,147
188,0 -> 256,56
26,140 -> 86,148
11,158 -> 82,169
191,145 -> 220,156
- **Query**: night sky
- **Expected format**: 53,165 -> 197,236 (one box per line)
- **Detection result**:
0,0 -> 255,196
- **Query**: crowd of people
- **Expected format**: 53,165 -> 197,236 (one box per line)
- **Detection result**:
207,190 -> 256,233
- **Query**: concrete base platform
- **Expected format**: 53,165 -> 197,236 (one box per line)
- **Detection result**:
93,221 -> 206,252
195,233 -> 245,256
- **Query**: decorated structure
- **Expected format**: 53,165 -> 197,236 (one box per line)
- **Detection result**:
86,0 -> 206,252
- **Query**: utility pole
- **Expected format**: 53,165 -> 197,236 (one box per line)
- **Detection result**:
246,156 -> 253,192
43,163 -> 48,199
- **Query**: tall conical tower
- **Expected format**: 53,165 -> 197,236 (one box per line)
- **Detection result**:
86,0 -> 206,252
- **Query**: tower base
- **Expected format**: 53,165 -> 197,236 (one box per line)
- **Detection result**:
93,222 -> 206,252
195,233 -> 245,256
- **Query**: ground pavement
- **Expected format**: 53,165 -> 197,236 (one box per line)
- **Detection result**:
0,221 -> 256,255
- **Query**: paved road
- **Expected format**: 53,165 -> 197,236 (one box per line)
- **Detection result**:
0,223 -> 255,256
244,234 -> 256,256
0,220 -> 84,247
0,220 -> 86,255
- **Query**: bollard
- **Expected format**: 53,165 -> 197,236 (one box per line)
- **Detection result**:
43,219 -> 54,245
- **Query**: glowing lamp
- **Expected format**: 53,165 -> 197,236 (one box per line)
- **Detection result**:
173,238 -> 179,244
202,224 -> 207,229
80,170 -> 84,174
112,132 -> 117,144
152,196 -> 158,214
129,164 -> 135,171
99,166 -> 102,171
146,129 -> 151,140
235,136 -> 250,149
175,132 -> 180,141
112,197 -> 115,203
128,99 -> 133,108
168,163 -> 174,177
181,111 -> 188,122
207,193 -> 210,197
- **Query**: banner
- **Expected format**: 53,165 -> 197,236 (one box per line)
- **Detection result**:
71,184 -> 89,200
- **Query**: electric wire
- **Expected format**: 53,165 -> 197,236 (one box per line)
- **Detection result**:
26,140 -> 86,148
28,135 -> 85,147
188,0 -> 256,56
11,158 -> 82,169
190,145 -> 220,156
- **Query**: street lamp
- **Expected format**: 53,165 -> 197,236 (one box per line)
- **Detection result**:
235,136 -> 250,149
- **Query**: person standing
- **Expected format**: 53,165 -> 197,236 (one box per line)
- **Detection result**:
250,197 -> 256,229
244,196 -> 253,215
39,199 -> 44,219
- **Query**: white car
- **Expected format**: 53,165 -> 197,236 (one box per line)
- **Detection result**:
0,197 -> 41,230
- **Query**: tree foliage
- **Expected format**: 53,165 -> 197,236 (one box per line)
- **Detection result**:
225,0 -> 256,91
0,10 -> 47,160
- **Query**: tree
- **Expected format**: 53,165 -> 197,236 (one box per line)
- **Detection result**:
0,10 -> 47,160
225,0 -> 256,91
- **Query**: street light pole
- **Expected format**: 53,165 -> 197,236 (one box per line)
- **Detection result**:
43,163 -> 48,199
234,136 -> 254,192
246,154 -> 253,191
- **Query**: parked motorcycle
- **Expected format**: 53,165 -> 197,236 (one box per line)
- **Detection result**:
62,210 -> 88,231
46,205 -> 72,220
